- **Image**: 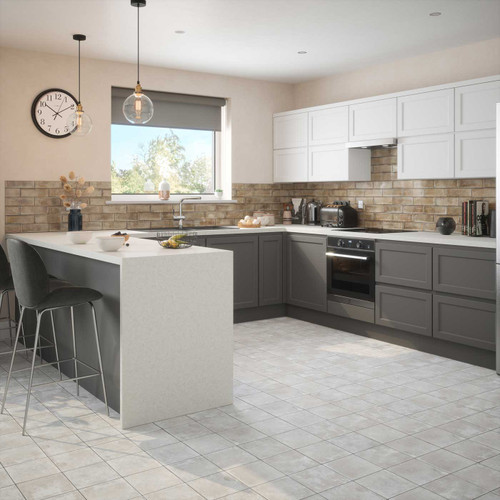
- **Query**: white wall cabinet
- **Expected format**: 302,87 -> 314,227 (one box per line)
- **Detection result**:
349,98 -> 397,142
455,129 -> 496,178
273,113 -> 308,149
309,145 -> 371,182
308,106 -> 348,146
398,134 -> 454,180
455,81 -> 500,132
398,89 -> 454,137
273,148 -> 308,183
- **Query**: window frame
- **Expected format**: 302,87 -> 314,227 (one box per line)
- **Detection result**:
110,94 -> 231,203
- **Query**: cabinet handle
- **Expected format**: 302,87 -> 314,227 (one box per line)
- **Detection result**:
326,252 -> 368,261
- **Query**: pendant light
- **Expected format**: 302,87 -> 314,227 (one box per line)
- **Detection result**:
67,34 -> 92,136
123,0 -> 154,124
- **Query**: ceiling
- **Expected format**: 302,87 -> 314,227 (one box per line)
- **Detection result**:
1,0 -> 499,83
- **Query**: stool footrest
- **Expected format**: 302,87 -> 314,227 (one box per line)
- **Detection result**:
8,357 -> 100,376
0,335 -> 55,355
31,372 -> 101,389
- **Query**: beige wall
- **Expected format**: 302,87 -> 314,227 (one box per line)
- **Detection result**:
293,38 -> 500,109
0,46 -> 294,239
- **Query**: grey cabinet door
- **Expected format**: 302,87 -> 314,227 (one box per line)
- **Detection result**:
433,247 -> 495,300
207,235 -> 259,309
286,234 -> 327,312
376,242 -> 432,290
375,284 -> 432,336
433,293 -> 495,351
259,234 -> 283,306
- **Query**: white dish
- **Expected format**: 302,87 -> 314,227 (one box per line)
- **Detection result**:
96,235 -> 125,252
68,231 -> 93,244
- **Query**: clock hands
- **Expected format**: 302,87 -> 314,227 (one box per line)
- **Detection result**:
45,104 -> 62,119
57,105 -> 73,115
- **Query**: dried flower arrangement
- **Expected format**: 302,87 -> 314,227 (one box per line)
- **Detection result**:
59,171 -> 94,210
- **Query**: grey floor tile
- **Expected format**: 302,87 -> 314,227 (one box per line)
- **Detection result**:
357,470 -> 415,498
205,446 -> 257,470
325,455 -> 381,480
0,485 -> 24,500
145,482 -> 204,499
79,478 -> 140,500
17,473 -> 76,500
454,463 -> 500,491
320,481 -> 384,499
291,464 -> 348,492
253,476 -> 314,500
167,455 -> 222,482
446,439 -> 498,462
263,450 -> 319,474
419,448 -> 475,473
388,458 -> 446,485
188,471 -> 247,499
124,466 -> 182,495
387,436 -> 439,457
228,461 -> 283,487
424,473 -> 490,500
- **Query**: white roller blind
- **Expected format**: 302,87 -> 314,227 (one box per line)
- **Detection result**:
111,87 -> 226,131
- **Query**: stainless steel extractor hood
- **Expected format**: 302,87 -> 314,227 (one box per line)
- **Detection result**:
346,138 -> 397,149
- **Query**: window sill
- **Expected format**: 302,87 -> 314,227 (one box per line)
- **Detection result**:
106,198 -> 237,205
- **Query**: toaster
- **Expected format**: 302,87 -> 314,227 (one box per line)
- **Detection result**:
320,202 -> 358,228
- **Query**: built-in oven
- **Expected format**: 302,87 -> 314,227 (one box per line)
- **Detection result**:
326,237 -> 375,323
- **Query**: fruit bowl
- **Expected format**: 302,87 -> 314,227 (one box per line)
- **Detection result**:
67,231 -> 93,244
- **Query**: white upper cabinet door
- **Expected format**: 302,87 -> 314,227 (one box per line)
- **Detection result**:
398,134 -> 454,180
309,144 -> 371,182
349,98 -> 397,142
273,113 -> 308,149
397,89 -> 454,137
455,129 -> 496,178
308,106 -> 348,146
455,81 -> 500,131
274,148 -> 308,183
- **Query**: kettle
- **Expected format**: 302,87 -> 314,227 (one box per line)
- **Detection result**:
306,199 -> 321,225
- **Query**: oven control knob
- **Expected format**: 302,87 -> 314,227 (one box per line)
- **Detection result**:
337,239 -> 345,247
356,241 -> 363,249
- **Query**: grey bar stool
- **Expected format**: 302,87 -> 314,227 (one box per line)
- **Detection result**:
0,244 -> 34,357
0,244 -> 19,345
2,239 -> 109,435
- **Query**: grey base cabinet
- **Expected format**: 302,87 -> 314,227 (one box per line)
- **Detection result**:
376,242 -> 432,290
376,285 -> 432,336
433,247 -> 495,300
433,294 -> 495,351
286,234 -> 327,312
207,235 -> 259,309
259,234 -> 283,306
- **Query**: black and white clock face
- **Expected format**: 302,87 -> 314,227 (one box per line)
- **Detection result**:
31,89 -> 78,138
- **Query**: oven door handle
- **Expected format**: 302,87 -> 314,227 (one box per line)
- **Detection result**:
325,252 -> 369,261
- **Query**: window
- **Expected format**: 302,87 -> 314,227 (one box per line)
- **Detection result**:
111,87 -> 226,199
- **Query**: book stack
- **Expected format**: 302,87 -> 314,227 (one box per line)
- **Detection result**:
462,200 -> 489,236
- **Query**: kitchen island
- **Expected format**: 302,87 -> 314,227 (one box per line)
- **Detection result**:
6,232 -> 233,428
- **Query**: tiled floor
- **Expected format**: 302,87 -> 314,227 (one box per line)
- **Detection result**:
0,317 -> 500,499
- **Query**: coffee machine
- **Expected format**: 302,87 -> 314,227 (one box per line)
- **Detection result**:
306,200 -> 322,225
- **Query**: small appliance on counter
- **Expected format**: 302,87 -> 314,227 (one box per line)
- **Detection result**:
306,199 -> 322,225
320,201 -> 358,228
291,198 -> 307,224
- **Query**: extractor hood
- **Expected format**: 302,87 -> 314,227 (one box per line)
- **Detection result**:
346,138 -> 397,149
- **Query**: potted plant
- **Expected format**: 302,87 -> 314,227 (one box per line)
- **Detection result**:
59,171 -> 94,231
215,188 -> 223,199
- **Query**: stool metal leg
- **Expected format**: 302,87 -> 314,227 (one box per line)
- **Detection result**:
90,302 -> 109,416
23,310 -> 43,435
70,307 -> 79,396
6,291 -> 14,346
18,302 -> 29,360
50,311 -> 61,380
1,306 -> 25,414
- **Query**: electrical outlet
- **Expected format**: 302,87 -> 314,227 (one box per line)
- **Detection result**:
357,200 -> 364,210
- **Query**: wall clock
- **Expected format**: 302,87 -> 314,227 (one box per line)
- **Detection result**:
31,88 -> 78,138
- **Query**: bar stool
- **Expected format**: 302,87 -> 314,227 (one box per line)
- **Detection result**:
0,244 -> 19,345
0,244 -> 34,358
2,239 -> 109,435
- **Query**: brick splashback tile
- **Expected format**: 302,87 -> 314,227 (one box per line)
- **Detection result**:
5,147 -> 496,234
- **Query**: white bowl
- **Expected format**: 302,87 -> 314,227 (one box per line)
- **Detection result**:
68,231 -> 93,244
96,235 -> 125,252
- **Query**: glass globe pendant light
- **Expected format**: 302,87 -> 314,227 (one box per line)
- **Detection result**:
123,0 -> 153,124
67,34 -> 92,136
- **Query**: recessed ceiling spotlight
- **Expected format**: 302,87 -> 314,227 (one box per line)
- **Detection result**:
174,30 -> 186,34
429,11 -> 442,16
298,51 -> 307,54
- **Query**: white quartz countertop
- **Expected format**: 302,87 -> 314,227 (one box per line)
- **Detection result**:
7,226 -> 495,263
7,231 -> 228,265
134,225 -> 496,249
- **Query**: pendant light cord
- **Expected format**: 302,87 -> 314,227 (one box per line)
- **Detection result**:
137,3 -> 140,84
78,39 -> 81,103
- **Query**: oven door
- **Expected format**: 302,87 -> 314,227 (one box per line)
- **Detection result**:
326,248 -> 375,301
